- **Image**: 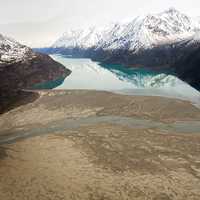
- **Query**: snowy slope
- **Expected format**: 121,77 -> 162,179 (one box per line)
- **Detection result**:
52,26 -> 105,49
101,8 -> 197,50
52,23 -> 127,49
0,34 -> 32,64
53,8 -> 200,52
0,32 -> 71,97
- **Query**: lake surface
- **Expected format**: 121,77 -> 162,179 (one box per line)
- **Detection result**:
47,54 -> 200,106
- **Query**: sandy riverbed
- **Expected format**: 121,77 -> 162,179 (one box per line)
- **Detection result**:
0,90 -> 200,200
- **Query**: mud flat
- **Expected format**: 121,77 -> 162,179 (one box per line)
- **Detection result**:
0,90 -> 200,200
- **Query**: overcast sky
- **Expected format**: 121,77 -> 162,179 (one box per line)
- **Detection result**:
0,0 -> 199,47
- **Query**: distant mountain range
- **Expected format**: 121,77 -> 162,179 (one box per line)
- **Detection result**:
37,8 -> 200,90
52,8 -> 200,51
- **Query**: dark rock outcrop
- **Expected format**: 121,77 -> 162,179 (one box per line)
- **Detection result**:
0,52 -> 71,91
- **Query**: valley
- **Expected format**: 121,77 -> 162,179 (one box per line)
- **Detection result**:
0,5 -> 200,200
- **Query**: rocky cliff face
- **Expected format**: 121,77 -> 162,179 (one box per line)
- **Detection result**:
0,33 -> 71,113
0,52 -> 71,91
0,33 -> 71,91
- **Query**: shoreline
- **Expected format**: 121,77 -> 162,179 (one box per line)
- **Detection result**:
1,88 -> 200,115
0,89 -> 200,115
50,54 -> 200,109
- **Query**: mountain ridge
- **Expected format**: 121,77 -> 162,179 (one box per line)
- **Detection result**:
52,8 -> 200,52
0,33 -> 71,113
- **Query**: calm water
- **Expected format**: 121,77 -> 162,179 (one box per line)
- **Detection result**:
40,54 -> 200,106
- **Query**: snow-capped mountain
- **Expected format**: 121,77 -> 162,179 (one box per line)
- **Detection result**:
99,8 -> 198,51
0,34 -> 32,64
53,8 -> 200,52
52,26 -> 105,49
0,32 -> 70,97
52,23 -> 128,50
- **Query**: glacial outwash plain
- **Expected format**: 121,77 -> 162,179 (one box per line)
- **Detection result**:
0,90 -> 200,200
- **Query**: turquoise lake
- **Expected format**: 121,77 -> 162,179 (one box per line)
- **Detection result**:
36,54 -> 200,106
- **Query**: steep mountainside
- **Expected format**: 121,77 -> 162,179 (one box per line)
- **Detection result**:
53,8 -> 199,52
52,27 -> 105,49
0,33 -> 71,113
173,33 -> 200,89
0,34 -> 31,64
48,8 -> 200,67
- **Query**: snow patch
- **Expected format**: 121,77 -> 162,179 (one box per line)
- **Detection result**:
0,33 -> 31,64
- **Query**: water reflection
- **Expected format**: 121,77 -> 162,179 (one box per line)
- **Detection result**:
45,54 -> 200,106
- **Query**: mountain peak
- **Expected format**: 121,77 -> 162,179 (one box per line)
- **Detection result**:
53,8 -> 199,51
164,7 -> 181,15
0,33 -> 30,64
